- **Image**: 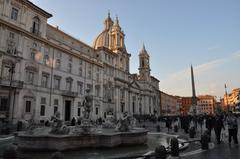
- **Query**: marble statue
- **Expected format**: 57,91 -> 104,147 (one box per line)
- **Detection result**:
50,111 -> 70,135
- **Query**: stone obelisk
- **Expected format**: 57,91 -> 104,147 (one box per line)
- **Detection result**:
191,65 -> 197,115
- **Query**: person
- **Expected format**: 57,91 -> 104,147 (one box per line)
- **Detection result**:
206,115 -> 213,137
213,115 -> 225,144
227,111 -> 238,144
198,115 -> 204,134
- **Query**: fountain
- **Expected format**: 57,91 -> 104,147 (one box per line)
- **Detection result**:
15,89 -> 148,151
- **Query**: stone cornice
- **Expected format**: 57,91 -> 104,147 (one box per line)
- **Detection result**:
16,0 -> 52,18
0,19 -> 103,68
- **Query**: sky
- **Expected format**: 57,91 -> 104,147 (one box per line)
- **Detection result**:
30,0 -> 240,99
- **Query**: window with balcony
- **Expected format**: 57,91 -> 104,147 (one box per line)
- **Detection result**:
11,8 -> 18,21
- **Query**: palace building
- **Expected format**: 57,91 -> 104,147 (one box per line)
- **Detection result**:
0,0 -> 160,124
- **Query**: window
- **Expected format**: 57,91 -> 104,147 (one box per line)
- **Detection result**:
0,98 -> 8,111
40,105 -> 45,116
43,54 -> 49,65
41,73 -> 49,88
25,101 -> 31,113
88,65 -> 92,79
95,85 -> 100,97
78,107 -> 81,116
53,99 -> 58,114
54,99 -> 58,106
79,67 -> 82,77
55,59 -> 61,69
68,63 -> 72,73
40,97 -> 46,116
54,106 -> 58,114
9,32 -> 15,39
26,71 -> 34,84
87,84 -> 92,92
95,107 -> 99,115
54,76 -> 61,89
132,102 -> 135,113
88,71 -> 92,79
77,82 -> 83,94
68,56 -> 72,62
11,8 -> 18,21
32,17 -> 40,35
121,103 -> 125,113
79,59 -> 83,65
77,102 -> 81,116
30,51 -> 36,60
66,80 -> 72,91
41,97 -> 46,105
2,65 -> 11,80
120,89 -> 124,99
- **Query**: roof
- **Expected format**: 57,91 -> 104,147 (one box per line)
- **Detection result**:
24,0 -> 52,18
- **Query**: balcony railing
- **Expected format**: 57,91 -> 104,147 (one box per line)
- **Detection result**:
61,90 -> 78,97
30,27 -> 42,37
0,78 -> 24,88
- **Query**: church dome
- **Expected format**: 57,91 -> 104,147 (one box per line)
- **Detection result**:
93,12 -> 113,49
93,12 -> 126,51
93,30 -> 110,49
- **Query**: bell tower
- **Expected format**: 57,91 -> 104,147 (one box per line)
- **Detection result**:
110,16 -> 125,51
138,44 -> 151,81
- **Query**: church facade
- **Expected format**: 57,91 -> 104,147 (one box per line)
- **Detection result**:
0,0 -> 160,123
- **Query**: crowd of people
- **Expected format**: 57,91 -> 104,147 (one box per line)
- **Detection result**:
163,111 -> 239,145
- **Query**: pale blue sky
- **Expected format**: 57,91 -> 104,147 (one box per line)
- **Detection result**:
30,0 -> 240,98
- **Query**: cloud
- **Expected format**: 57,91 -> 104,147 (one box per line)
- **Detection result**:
194,58 -> 226,75
232,50 -> 240,59
207,45 -> 219,51
162,57 -> 226,83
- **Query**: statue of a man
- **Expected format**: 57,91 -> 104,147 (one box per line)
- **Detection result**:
82,89 -> 93,119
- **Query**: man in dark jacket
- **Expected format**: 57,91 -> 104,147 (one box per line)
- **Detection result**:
213,115 -> 225,144
206,115 -> 213,137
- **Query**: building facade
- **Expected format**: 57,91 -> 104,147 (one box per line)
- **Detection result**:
224,88 -> 240,111
197,95 -> 216,114
0,0 -> 160,124
160,92 -> 178,116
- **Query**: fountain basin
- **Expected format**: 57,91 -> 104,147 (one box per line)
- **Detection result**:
15,128 -> 148,151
